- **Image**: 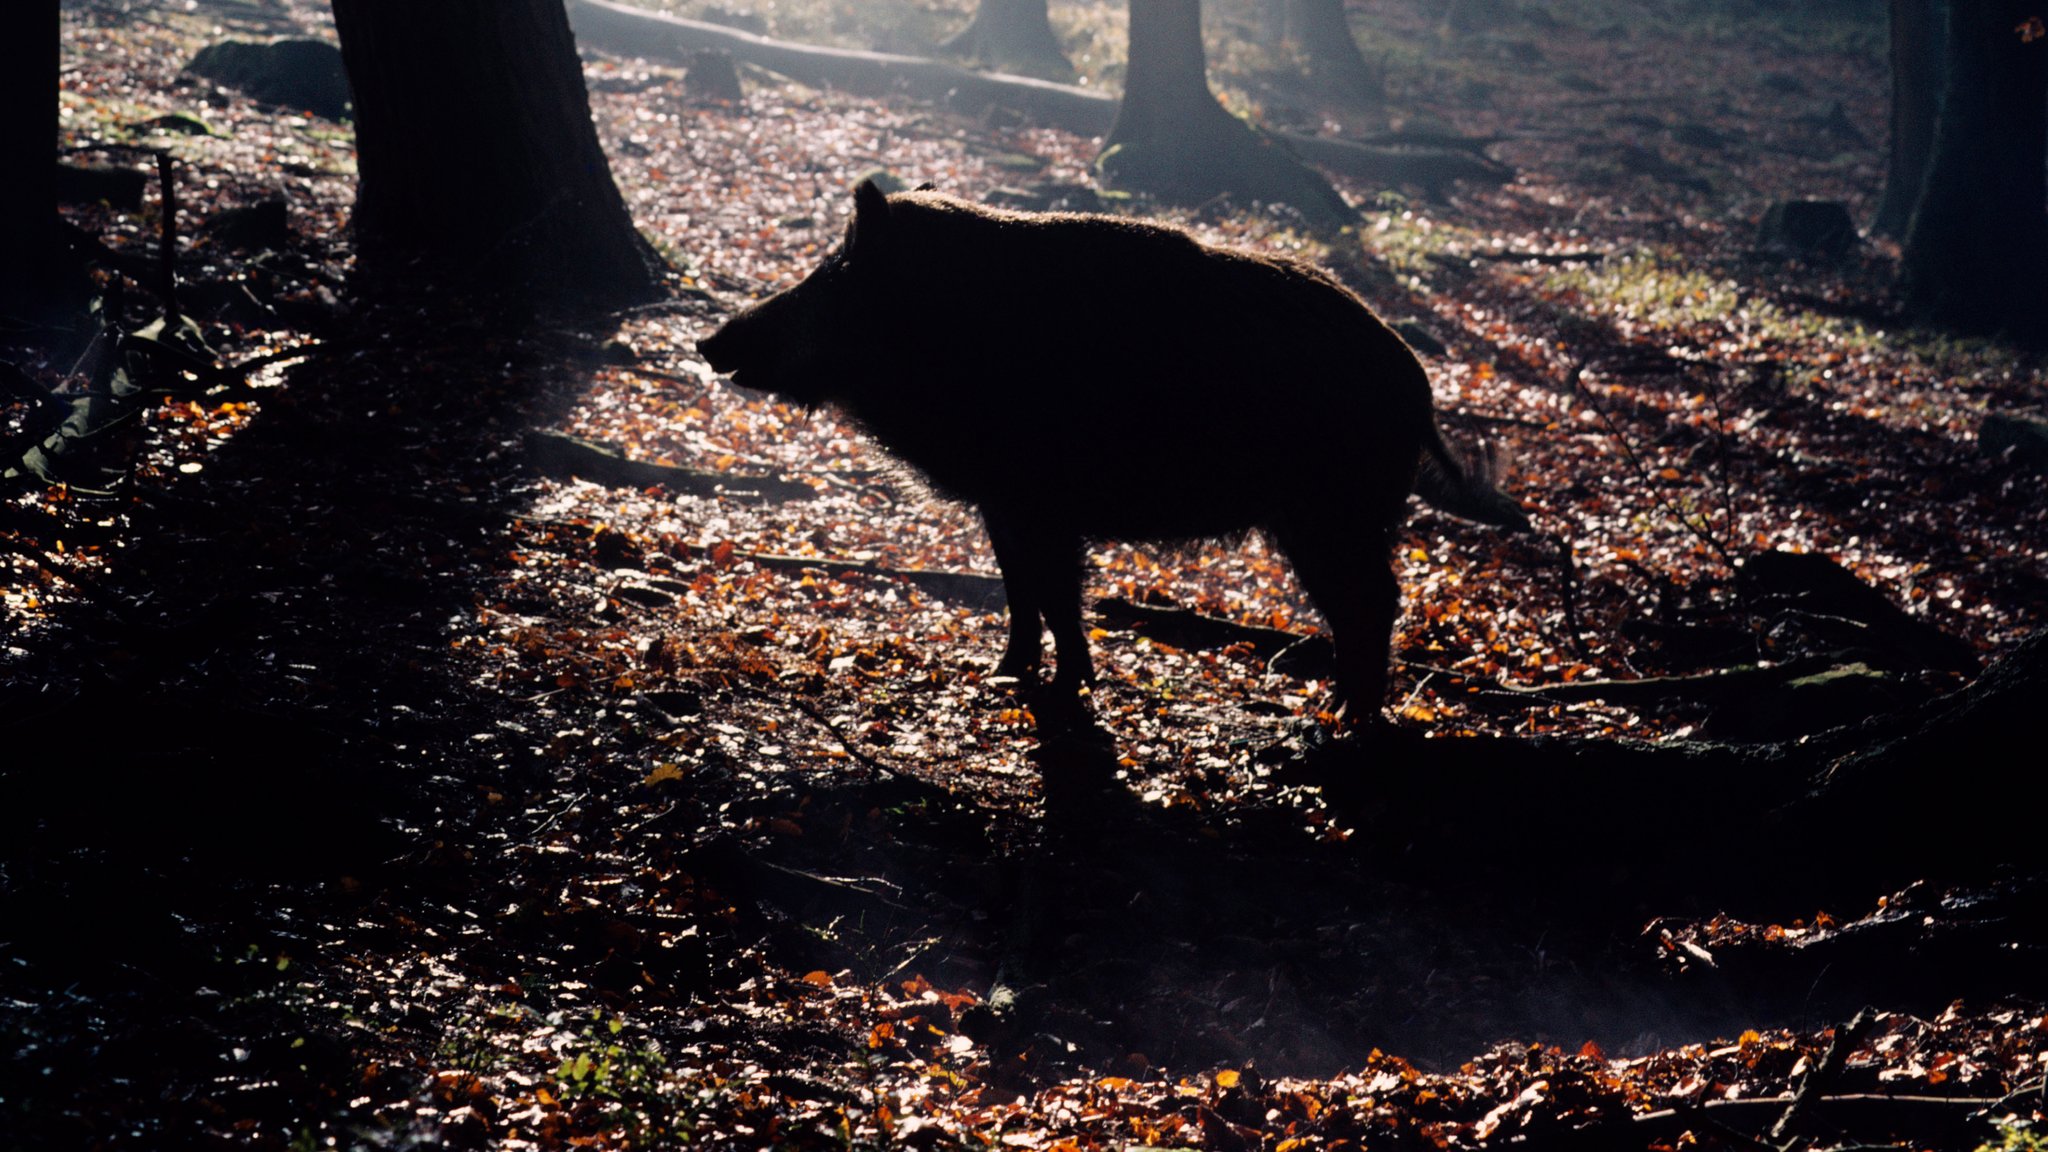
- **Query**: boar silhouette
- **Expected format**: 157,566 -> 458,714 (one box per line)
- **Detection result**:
698,180 -> 1529,715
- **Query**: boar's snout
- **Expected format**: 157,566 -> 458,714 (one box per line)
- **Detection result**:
696,308 -> 800,397
695,321 -> 742,375
696,310 -> 789,394
695,282 -> 850,406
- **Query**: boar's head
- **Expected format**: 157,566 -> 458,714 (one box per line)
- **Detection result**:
696,179 -> 899,407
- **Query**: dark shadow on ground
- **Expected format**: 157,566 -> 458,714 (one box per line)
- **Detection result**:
0,303 -> 631,1143
687,685 -> 2048,1082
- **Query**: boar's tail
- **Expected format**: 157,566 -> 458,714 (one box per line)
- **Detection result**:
1413,422 -> 1533,532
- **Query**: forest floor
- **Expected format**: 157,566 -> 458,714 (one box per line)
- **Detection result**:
5,0 -> 2048,1149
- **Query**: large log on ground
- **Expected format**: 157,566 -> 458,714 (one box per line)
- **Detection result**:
566,0 -> 1511,191
567,0 -> 1118,133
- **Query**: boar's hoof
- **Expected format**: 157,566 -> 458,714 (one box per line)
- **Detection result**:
1049,665 -> 1095,695
991,653 -> 1038,682
1048,668 -> 1097,696
1328,690 -> 1393,731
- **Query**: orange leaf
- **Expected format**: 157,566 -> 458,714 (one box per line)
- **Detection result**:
643,762 -> 686,786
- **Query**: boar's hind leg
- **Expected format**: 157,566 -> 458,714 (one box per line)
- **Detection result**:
983,514 -> 1089,688
1272,522 -> 1400,718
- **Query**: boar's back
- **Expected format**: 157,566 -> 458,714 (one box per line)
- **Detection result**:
839,195 -> 1435,538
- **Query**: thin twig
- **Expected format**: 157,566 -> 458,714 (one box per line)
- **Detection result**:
795,697 -> 903,782
1771,1007 -> 1874,1144
1700,363 -> 1748,570
1552,532 -> 1585,650
1566,359 -> 1738,571
155,153 -> 181,327
527,789 -> 590,840
1395,671 -> 1435,715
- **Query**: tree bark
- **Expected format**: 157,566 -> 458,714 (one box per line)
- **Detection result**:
1105,0 -> 1217,143
1872,0 -> 1944,237
1900,0 -> 2048,343
941,0 -> 1075,82
0,1 -> 63,323
1282,0 -> 1382,110
330,0 -> 665,314
1101,0 -> 1353,227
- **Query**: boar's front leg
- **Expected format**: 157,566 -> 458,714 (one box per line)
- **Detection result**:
1271,520 -> 1401,720
983,512 -> 1090,690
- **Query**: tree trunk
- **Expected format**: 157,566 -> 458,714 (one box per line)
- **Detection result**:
329,0 -> 665,314
941,0 -> 1075,82
1101,0 -> 1352,228
1282,0 -> 1383,110
1257,0 -> 1287,45
1872,0 -> 1944,237
1105,0 -> 1217,143
1900,0 -> 2048,343
0,1 -> 63,323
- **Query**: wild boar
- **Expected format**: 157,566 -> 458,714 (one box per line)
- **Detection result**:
697,180 -> 1529,715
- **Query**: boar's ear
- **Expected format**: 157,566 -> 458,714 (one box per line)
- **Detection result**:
913,181 -> 936,192
849,178 -> 892,261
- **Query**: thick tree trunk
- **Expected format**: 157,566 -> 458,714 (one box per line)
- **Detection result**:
0,1 -> 63,323
1282,0 -> 1382,110
1900,0 -> 2048,343
941,0 -> 1075,82
1872,0 -> 1944,237
330,0 -> 664,313
1101,0 -> 1353,227
1104,0 -> 1218,143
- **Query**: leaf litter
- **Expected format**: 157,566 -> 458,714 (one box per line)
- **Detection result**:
3,1 -> 2046,1149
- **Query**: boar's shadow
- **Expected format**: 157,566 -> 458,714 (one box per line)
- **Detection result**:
687,715 -> 1816,1079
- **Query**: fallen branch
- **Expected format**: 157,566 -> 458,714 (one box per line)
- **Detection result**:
155,154 -> 182,326
1469,248 -> 1606,265
1470,655 -> 1842,705
1770,1007 -> 1875,1142
689,834 -> 915,915
567,0 -> 1116,133
566,0 -> 1511,192
1632,1091 -> 1998,1148
524,428 -> 817,503
1093,595 -> 1307,660
1086,598 -> 1901,713
1274,132 -> 1512,189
